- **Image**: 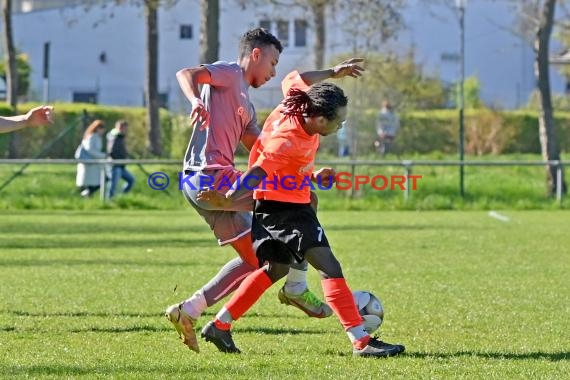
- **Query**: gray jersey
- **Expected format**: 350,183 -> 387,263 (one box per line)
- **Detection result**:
183,61 -> 258,171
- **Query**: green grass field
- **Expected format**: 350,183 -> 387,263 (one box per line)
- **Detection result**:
0,154 -> 566,211
1,210 -> 568,379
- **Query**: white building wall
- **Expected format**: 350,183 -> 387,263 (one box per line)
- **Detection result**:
398,0 -> 544,109
215,3 -> 316,110
7,0 -> 569,111
11,0 -> 315,112
12,2 -> 176,107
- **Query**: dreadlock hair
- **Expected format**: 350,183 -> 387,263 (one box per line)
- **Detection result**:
281,82 -> 348,121
238,28 -> 283,60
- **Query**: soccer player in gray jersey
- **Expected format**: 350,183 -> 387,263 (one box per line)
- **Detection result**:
165,28 -> 332,353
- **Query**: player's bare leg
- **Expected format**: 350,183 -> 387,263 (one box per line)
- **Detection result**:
165,234 -> 256,353
279,191 -> 332,318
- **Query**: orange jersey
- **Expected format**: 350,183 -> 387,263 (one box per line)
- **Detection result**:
249,71 -> 319,204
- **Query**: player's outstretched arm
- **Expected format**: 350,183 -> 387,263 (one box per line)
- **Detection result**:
176,66 -> 212,127
0,105 -> 54,134
300,58 -> 365,85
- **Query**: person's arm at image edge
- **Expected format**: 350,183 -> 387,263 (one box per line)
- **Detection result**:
0,105 -> 54,134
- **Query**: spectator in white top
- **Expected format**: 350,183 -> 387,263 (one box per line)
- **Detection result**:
76,120 -> 107,197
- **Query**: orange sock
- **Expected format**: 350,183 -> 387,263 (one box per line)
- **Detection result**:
322,278 -> 363,330
353,335 -> 371,350
225,268 -> 273,320
214,319 -> 232,331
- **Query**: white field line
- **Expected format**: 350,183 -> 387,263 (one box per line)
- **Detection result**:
488,211 -> 510,222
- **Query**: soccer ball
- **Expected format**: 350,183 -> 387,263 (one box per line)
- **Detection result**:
353,290 -> 384,334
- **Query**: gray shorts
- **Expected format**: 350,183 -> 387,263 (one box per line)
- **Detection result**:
181,167 -> 254,245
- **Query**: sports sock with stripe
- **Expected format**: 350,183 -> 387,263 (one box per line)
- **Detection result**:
222,267 -> 273,322
322,278 -> 369,346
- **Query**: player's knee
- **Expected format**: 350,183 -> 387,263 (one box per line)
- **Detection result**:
305,247 -> 343,278
319,258 -> 343,279
290,260 -> 309,271
266,262 -> 290,282
231,237 -> 258,268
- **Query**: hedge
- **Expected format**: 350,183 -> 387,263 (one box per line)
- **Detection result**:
315,108 -> 570,156
2,103 -> 569,159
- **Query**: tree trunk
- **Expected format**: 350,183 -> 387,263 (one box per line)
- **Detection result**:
199,0 -> 219,64
2,0 -> 20,158
145,0 -> 161,156
534,0 -> 567,196
311,1 -> 326,69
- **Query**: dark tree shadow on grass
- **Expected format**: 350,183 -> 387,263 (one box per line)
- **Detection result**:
69,325 -> 170,333
391,351 -> 569,362
325,224 -> 488,232
0,255 -> 213,267
0,237 -> 213,250
4,310 -> 303,319
0,365 -> 177,377
235,326 -> 328,335
6,310 -> 162,318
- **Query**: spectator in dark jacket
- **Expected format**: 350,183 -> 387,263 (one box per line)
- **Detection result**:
106,120 -> 134,198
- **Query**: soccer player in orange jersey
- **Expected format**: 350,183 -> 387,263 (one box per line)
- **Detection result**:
197,60 -> 406,357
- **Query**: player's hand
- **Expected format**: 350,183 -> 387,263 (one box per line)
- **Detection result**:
197,188 -> 231,208
312,167 -> 336,188
331,58 -> 365,79
25,105 -> 54,127
189,98 -> 210,130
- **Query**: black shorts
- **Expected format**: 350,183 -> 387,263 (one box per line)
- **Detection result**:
252,200 -> 330,265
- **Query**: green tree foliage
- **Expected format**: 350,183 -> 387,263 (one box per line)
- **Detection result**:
332,50 -> 448,111
0,53 -> 31,98
463,76 -> 482,108
449,76 -> 483,109
526,89 -> 570,110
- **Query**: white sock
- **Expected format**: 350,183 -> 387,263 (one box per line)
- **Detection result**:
215,306 -> 234,324
347,325 -> 368,342
284,267 -> 308,295
182,290 -> 207,320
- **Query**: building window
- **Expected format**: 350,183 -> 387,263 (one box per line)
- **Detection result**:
277,20 -> 289,47
259,19 -> 306,48
259,20 -> 271,31
73,92 -> 98,104
0,78 -> 6,100
294,19 -> 307,47
159,93 -> 169,109
180,24 -> 193,40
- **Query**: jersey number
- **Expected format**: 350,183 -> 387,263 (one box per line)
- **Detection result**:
316,227 -> 323,242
